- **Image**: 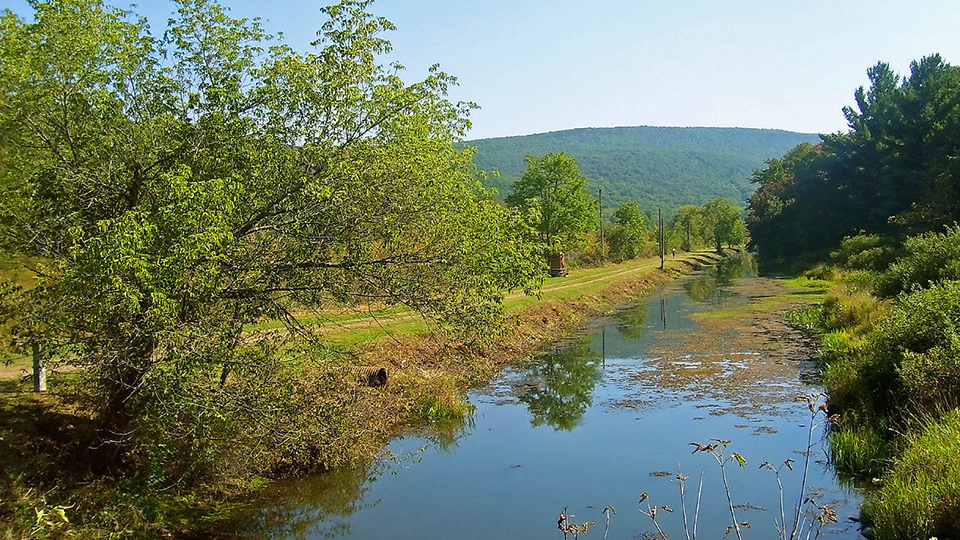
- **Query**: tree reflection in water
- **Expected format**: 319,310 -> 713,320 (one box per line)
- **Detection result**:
519,337 -> 603,431
616,303 -> 649,340
236,459 -> 379,539
683,252 -> 757,302
233,417 -> 472,539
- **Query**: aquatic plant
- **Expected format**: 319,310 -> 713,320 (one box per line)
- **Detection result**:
631,394 -> 838,540
600,506 -> 615,540
557,507 -> 595,540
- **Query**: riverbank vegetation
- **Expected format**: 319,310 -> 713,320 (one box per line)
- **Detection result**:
747,54 -> 960,539
0,0 -> 537,535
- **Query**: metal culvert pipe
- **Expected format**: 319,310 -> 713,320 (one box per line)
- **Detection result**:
358,366 -> 387,387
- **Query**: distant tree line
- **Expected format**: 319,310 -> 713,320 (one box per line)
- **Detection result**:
504,152 -> 745,265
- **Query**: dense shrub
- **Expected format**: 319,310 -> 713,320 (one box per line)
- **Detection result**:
819,330 -> 876,418
876,225 -> 960,297
830,234 -> 897,271
860,280 -> 960,414
821,289 -> 885,333
803,264 -> 836,281
841,269 -> 879,292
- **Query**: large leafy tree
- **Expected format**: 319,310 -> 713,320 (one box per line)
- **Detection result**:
701,197 -> 745,252
505,152 -> 596,253
670,204 -> 706,251
608,201 -> 647,261
0,0 -> 539,462
745,142 -> 839,258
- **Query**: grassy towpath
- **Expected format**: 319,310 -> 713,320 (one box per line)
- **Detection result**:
308,250 -> 723,347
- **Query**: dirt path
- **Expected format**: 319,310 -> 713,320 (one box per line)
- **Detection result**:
0,355 -> 30,380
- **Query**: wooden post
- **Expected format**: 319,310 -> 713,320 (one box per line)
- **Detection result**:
32,342 -> 46,392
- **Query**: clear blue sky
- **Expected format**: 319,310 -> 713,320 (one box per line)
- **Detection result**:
8,0 -> 960,140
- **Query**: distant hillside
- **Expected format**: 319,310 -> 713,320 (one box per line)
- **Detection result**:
468,126 -> 820,213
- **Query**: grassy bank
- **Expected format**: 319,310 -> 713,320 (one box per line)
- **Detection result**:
0,251 -> 723,538
786,228 -> 960,538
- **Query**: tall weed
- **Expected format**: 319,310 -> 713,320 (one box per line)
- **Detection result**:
867,409 -> 960,540
828,421 -> 889,478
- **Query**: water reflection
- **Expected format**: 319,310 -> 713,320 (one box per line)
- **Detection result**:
519,337 -> 603,430
684,252 -> 757,302
616,303 -> 649,340
232,419 -> 472,539
416,415 -> 475,452
239,459 -> 380,539
715,252 -> 758,285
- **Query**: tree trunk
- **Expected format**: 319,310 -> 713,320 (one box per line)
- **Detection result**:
32,342 -> 46,392
96,322 -> 156,465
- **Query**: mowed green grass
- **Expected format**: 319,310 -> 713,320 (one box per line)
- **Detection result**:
315,252 -> 716,346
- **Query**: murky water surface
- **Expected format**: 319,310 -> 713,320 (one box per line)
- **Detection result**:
237,255 -> 863,539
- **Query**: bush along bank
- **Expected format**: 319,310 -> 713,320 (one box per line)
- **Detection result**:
794,226 -> 960,539
0,251 -> 722,539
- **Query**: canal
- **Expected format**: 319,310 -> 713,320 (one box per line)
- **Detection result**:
232,255 -> 864,539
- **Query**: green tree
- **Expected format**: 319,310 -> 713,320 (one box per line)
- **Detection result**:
701,198 -> 745,252
0,0 -> 540,470
505,152 -> 596,253
671,204 -> 706,251
608,201 -> 647,261
745,142 -> 832,258
746,55 -> 960,261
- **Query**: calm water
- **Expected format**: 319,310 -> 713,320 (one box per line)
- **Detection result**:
237,256 -> 864,539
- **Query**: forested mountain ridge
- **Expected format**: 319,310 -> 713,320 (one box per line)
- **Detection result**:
469,126 -> 820,211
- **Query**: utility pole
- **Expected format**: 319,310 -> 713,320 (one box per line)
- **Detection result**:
658,208 -> 664,270
598,188 -> 604,264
